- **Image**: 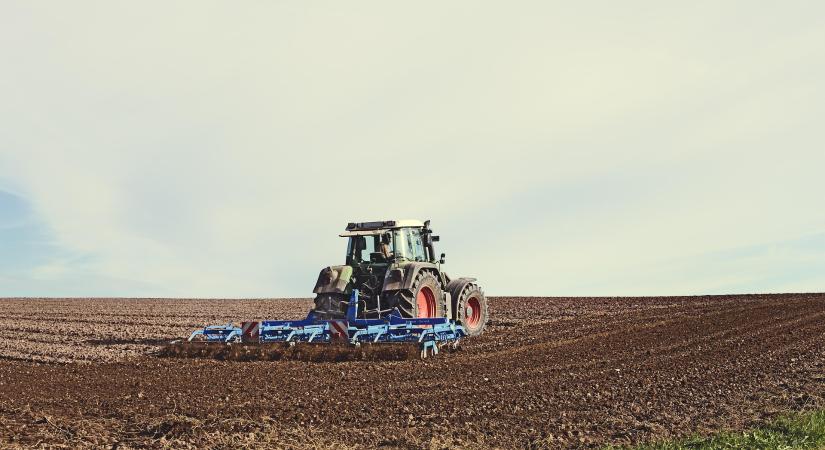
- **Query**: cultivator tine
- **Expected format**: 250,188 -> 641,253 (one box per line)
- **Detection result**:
420,341 -> 438,359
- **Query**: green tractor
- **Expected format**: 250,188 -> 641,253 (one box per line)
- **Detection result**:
311,220 -> 489,336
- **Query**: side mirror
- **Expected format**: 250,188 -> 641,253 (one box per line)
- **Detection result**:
432,235 -> 440,242
439,253 -> 446,264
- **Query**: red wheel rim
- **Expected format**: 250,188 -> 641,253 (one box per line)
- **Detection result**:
465,296 -> 481,328
416,286 -> 436,318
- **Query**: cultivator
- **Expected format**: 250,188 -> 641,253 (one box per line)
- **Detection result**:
167,290 -> 466,360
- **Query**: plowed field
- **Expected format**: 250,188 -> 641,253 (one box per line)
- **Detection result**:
1,294 -> 823,448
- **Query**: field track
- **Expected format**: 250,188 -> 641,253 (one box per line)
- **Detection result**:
0,294 -> 823,448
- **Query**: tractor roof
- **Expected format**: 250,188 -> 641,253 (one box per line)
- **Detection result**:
341,219 -> 425,236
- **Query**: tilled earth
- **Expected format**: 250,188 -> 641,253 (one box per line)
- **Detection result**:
0,294 -> 823,449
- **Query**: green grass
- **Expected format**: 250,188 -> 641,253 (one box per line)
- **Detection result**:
608,409 -> 825,450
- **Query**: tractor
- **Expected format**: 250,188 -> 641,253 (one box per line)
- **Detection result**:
311,220 -> 488,336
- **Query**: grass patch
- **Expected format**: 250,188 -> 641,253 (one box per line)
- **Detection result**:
609,409 -> 825,449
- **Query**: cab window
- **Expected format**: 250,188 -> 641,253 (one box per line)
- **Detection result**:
406,228 -> 427,262
347,235 -> 377,262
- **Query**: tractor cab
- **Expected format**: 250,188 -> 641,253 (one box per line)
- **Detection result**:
342,220 -> 435,266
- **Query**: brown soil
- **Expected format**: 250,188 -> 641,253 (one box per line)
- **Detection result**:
158,342 -> 421,362
0,294 -> 823,449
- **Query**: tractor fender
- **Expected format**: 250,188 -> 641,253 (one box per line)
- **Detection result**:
446,277 -> 478,320
313,265 -> 353,294
382,262 -> 439,292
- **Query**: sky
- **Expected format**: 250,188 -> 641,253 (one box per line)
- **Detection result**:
1,1 -> 824,297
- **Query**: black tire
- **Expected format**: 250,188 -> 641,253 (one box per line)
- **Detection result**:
312,293 -> 346,319
456,284 -> 488,336
395,271 -> 445,318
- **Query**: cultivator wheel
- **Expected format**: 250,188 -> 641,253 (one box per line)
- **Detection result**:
456,283 -> 488,337
395,271 -> 445,318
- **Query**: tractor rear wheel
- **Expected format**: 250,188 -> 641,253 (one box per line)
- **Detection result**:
456,284 -> 488,336
396,271 -> 445,318
312,293 -> 346,319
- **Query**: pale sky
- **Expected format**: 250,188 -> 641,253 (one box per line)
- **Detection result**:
1,2 -> 824,297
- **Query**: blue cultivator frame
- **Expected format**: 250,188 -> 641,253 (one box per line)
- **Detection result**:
187,323 -> 242,343
186,290 -> 466,358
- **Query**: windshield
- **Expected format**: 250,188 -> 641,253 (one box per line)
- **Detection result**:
393,228 -> 427,262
